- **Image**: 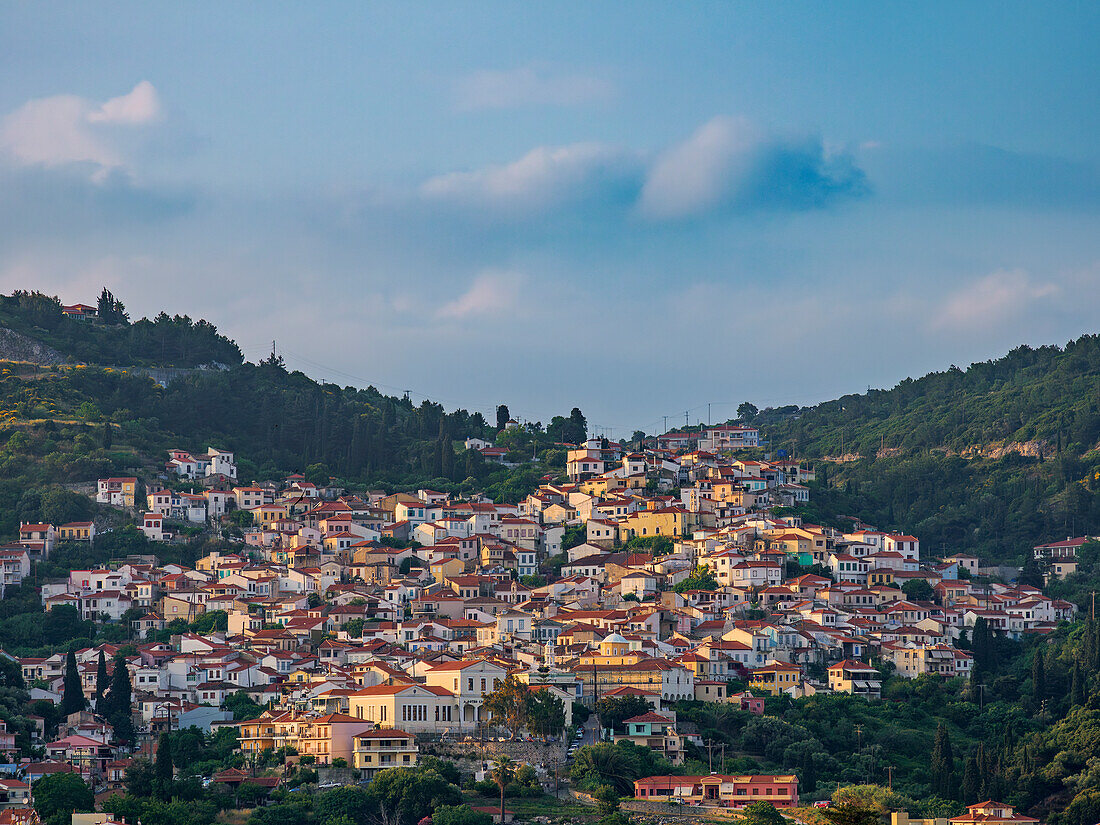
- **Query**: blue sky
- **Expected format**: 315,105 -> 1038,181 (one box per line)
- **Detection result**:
1,2 -> 1098,435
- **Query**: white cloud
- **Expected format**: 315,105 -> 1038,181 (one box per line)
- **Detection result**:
420,142 -> 637,212
436,270 -> 523,320
639,116 -> 763,219
0,81 -> 161,179
638,115 -> 867,219
453,66 -> 614,111
88,80 -> 161,125
934,269 -> 1059,332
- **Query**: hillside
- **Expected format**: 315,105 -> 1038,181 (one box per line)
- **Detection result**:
760,336 -> 1100,564
0,290 -> 584,536
766,337 -> 1100,459
0,290 -> 243,367
7,289 -> 1100,565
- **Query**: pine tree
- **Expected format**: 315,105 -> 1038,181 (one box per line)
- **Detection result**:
155,732 -> 174,800
94,651 -> 109,709
930,722 -> 956,799
61,649 -> 86,716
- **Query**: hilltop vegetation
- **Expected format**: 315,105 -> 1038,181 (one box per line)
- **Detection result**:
767,336 -> 1100,458
0,290 -> 243,367
755,336 -> 1100,564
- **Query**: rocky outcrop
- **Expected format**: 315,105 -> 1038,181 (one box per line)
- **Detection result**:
0,326 -> 69,365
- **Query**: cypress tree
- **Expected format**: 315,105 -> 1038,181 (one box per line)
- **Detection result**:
61,649 -> 86,716
441,437 -> 455,480
801,751 -> 817,794
961,755 -> 980,804
432,437 -> 444,478
1072,659 -> 1086,706
930,722 -> 956,799
105,654 -> 133,742
94,650 -> 109,709
155,732 -> 174,799
975,742 -> 992,800
1032,650 -> 1047,706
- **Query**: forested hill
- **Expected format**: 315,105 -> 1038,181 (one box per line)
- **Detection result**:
766,336 -> 1100,459
0,290 -> 583,535
758,335 -> 1100,565
0,290 -> 243,368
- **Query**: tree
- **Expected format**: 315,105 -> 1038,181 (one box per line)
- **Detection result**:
901,579 -> 935,602
961,754 -> 980,804
738,402 -> 759,421
32,773 -> 94,825
568,408 -> 588,443
496,405 -> 510,432
741,802 -> 787,825
431,805 -> 492,825
307,591 -> 323,608
105,653 -> 133,741
930,723 -> 956,800
366,765 -> 462,825
124,758 -> 156,797
593,785 -> 621,818
570,743 -> 637,795
673,566 -> 719,593
225,690 -> 264,721
155,732 -> 174,799
1072,659 -> 1086,706
801,751 -> 817,794
1018,556 -> 1044,588
1032,649 -> 1047,706
97,287 -> 129,325
61,648 -> 86,716
315,785 -> 372,824
820,801 -> 882,825
483,675 -> 530,738
94,650 -> 110,709
595,695 -> 652,734
491,757 -> 515,825
527,688 -> 566,738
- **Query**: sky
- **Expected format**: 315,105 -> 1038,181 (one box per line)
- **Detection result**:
1,2 -> 1099,436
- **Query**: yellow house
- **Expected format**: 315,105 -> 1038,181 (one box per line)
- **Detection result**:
430,558 -> 465,584
749,663 -> 802,696
868,569 -> 895,587
58,522 -> 95,542
253,503 -> 290,526
353,729 -> 419,777
827,660 -> 882,699
618,507 -> 688,541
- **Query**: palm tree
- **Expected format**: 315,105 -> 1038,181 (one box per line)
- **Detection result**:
491,756 -> 515,823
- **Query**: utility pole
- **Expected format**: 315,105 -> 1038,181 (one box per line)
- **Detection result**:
854,724 -> 863,755
886,765 -> 895,790
704,739 -> 718,772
